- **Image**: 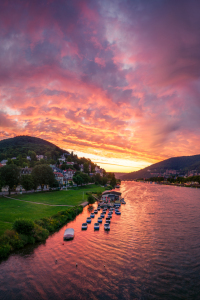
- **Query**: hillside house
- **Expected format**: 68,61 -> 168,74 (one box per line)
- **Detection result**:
36,155 -> 44,160
54,172 -> 64,185
1,160 -> 8,166
21,167 -> 32,175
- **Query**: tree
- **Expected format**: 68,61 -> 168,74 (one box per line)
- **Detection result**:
88,195 -> 95,204
110,174 -> 117,188
81,173 -> 90,184
32,164 -> 55,191
6,158 -> 14,165
21,175 -> 34,192
28,150 -> 37,161
0,165 -> 20,195
73,174 -> 83,186
83,162 -> 89,173
102,177 -> 108,185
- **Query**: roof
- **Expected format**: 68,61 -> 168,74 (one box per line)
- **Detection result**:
102,190 -> 121,195
54,172 -> 63,177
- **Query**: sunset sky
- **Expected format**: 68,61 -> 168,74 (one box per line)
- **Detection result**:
1,0 -> 200,172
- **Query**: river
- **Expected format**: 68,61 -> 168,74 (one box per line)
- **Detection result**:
0,182 -> 200,300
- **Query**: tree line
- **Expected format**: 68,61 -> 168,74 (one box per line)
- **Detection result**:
0,164 -> 118,195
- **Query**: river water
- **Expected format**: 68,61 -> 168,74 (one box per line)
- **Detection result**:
0,182 -> 200,300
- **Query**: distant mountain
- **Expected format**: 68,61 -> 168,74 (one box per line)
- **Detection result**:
114,172 -> 127,179
0,136 -> 69,160
121,154 -> 200,180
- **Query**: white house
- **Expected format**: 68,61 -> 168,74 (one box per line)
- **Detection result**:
36,155 -> 44,160
1,160 -> 8,166
54,172 -> 64,185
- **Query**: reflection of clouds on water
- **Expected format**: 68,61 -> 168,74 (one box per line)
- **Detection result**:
0,181 -> 200,299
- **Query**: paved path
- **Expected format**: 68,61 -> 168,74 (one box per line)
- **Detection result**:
3,196 -> 74,207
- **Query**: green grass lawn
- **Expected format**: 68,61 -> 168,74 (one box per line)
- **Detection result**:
0,185 -> 104,236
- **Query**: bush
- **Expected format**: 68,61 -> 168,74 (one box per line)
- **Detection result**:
32,224 -> 49,242
13,219 -> 35,235
0,244 -> 11,259
88,195 -> 95,204
0,205 -> 83,260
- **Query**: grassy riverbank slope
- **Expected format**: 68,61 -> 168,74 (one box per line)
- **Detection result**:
0,185 -> 104,236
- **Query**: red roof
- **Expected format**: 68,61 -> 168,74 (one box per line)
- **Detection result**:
54,172 -> 63,177
0,163 -> 3,168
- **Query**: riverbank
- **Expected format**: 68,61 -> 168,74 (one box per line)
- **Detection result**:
0,185 -> 105,260
0,184 -> 105,236
0,205 -> 83,260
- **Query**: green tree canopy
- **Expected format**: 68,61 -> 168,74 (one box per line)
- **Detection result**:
88,195 -> 95,204
28,150 -> 37,161
83,162 -> 89,173
73,174 -> 83,186
21,175 -> 34,191
32,164 -> 55,190
0,164 -> 20,195
110,174 -> 117,188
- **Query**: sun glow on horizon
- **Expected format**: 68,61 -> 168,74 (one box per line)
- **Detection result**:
66,149 -> 151,172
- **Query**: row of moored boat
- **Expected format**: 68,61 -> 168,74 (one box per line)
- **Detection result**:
82,205 -> 122,231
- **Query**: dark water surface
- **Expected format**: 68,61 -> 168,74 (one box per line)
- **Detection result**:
0,182 -> 200,300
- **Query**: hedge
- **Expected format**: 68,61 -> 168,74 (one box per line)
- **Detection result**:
0,205 -> 83,260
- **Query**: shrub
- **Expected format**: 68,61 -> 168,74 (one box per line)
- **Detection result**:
13,219 -> 35,235
33,224 -> 49,242
88,195 -> 95,204
0,244 -> 11,259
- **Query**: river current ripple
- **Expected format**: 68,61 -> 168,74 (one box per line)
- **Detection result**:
0,182 -> 200,299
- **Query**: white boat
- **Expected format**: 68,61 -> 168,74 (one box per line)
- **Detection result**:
94,209 -> 98,214
104,223 -> 110,231
90,213 -> 95,218
98,217 -> 102,223
63,228 -> 74,240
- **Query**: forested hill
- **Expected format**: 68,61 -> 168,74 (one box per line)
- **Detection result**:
121,154 -> 200,180
0,136 -> 68,160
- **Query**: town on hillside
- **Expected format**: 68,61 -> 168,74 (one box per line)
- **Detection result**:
0,151 -> 118,194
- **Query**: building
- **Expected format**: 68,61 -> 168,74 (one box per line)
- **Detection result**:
1,160 -> 8,166
36,155 -> 44,160
54,172 -> 64,185
21,167 -> 32,175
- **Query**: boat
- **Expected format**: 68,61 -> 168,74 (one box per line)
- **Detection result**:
115,211 -> 121,215
98,217 -> 102,223
106,217 -> 111,223
100,213 -> 105,218
94,223 -> 100,230
97,207 -> 101,211
86,217 -> 92,223
94,209 -> 98,214
121,200 -> 126,204
90,213 -> 95,218
82,223 -> 88,230
63,228 -> 74,240
108,210 -> 113,214
108,213 -> 112,218
104,223 -> 110,231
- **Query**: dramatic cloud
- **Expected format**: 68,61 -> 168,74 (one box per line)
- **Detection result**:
1,0 -> 200,171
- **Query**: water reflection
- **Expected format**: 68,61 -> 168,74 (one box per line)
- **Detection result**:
0,182 -> 200,300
